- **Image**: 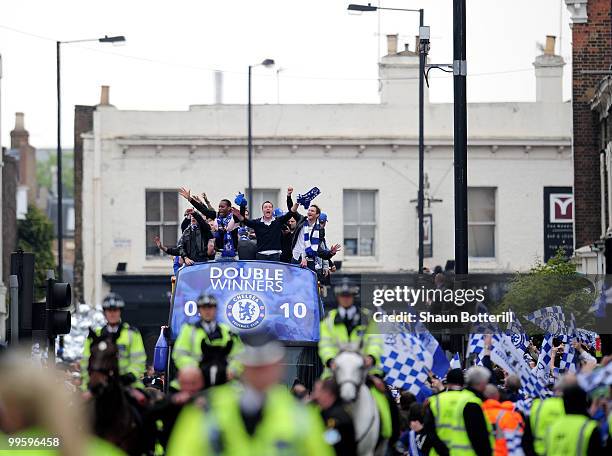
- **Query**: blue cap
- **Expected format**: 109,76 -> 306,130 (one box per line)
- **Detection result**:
319,212 -> 328,223
273,208 -> 284,217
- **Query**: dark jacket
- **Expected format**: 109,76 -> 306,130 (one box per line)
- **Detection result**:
166,212 -> 213,262
243,211 -> 296,253
189,197 -> 240,254
320,401 -> 357,456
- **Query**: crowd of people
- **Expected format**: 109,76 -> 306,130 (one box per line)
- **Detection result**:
1,185 -> 611,455
153,186 -> 341,283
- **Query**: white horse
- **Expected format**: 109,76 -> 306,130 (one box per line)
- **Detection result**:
333,348 -> 387,456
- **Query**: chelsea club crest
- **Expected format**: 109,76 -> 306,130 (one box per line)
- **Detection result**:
226,294 -> 265,330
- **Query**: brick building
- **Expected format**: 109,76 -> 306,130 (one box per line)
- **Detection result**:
567,0 -> 612,273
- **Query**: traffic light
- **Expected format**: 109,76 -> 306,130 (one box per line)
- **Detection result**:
46,278 -> 72,336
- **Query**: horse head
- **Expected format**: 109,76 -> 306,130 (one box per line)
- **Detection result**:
88,329 -> 120,391
332,344 -> 367,403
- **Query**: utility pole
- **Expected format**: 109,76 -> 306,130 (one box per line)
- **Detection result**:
453,0 -> 468,276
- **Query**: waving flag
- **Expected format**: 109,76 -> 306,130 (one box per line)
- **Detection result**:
589,282 -> 612,318
491,333 -> 548,399
533,333 -> 555,387
525,306 -> 566,335
381,333 -> 432,402
507,309 -> 529,353
576,328 -> 598,349
467,333 -> 486,358
577,363 -> 612,392
450,353 -> 461,370
413,322 -> 450,378
559,313 -> 577,373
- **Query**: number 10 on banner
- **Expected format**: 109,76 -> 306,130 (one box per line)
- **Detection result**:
280,302 -> 307,319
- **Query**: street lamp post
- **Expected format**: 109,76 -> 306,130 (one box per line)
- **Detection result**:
247,59 -> 275,206
453,0 -> 468,276
348,3 -> 427,273
56,35 -> 125,281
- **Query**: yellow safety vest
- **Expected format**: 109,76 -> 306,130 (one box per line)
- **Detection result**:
80,322 -> 146,390
529,397 -> 565,455
544,414 -> 598,456
449,389 -> 494,456
166,383 -> 333,456
429,390 -> 464,456
318,308 -> 383,374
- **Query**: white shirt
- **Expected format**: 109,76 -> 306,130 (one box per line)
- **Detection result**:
292,219 -> 316,261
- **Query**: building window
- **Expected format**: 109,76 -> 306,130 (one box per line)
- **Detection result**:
343,190 -> 376,256
146,190 -> 178,256
468,187 -> 496,258
246,189 -> 280,217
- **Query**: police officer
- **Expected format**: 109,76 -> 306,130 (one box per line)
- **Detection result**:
318,278 -> 397,443
422,368 -> 465,456
172,294 -> 242,389
166,334 -> 333,456
80,293 -> 146,389
545,384 -> 604,455
318,278 -> 383,376
523,376 -> 568,455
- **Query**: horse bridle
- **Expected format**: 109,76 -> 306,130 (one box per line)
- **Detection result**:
333,351 -> 376,444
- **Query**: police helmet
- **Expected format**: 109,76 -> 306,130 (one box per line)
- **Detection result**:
102,292 -> 125,309
197,294 -> 218,307
334,277 -> 358,296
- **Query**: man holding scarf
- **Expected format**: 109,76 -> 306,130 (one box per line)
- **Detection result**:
179,188 -> 241,260
289,199 -> 340,271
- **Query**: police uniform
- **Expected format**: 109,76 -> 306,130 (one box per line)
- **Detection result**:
172,295 -> 242,389
318,280 -> 392,439
529,397 -> 565,455
318,282 -> 383,376
166,336 -> 333,456
80,293 -> 146,390
544,414 -> 598,456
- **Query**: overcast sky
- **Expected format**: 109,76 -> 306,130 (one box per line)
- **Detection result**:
0,0 -> 571,149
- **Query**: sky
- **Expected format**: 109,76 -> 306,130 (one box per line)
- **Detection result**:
0,0 -> 572,149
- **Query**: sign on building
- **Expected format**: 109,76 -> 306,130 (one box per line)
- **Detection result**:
543,187 -> 574,262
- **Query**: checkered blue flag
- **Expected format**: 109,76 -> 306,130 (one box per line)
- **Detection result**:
533,333 -> 554,387
467,333 -> 485,357
381,333 -> 432,401
589,282 -> 612,318
507,309 -> 529,353
514,396 -> 534,416
505,430 -> 524,456
560,314 -> 577,373
490,333 -> 548,400
525,306 -> 566,335
576,328 -> 598,349
577,362 -> 612,392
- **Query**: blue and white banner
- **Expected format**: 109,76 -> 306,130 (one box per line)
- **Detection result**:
169,261 -> 320,342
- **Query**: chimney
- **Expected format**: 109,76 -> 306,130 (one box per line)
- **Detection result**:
99,85 -> 110,105
379,33 -> 427,106
533,35 -> 565,103
544,35 -> 555,55
14,112 -> 25,131
404,43 -> 410,52
10,112 -> 29,149
386,34 -> 398,55
415,35 -> 420,53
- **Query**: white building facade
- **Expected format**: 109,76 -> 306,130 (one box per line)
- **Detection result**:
81,37 -> 572,307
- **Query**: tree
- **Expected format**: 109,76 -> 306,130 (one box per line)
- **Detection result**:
35,151 -> 74,198
498,249 -> 595,332
17,206 -> 56,300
